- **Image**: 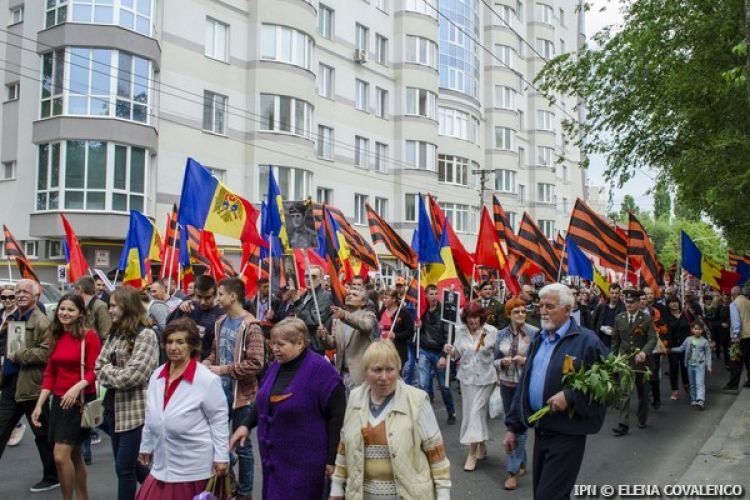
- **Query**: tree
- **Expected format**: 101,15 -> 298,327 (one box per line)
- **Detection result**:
537,0 -> 750,248
620,195 -> 640,220
652,180 -> 671,221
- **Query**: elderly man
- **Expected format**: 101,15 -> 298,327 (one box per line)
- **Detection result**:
148,279 -> 182,312
724,286 -> 750,391
611,289 -> 656,436
322,287 -> 376,391
0,279 -> 57,492
295,265 -> 334,354
504,283 -> 608,500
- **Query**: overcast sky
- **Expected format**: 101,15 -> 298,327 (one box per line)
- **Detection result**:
583,1 -> 656,213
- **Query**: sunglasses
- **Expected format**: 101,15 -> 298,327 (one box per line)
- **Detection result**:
1,295 -> 14,300
305,274 -> 320,279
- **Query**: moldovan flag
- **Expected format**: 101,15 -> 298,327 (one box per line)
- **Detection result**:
421,221 -> 464,305
177,158 -> 265,247
59,214 -> 89,283
474,207 -> 520,295
566,237 -> 610,296
680,231 -> 721,289
118,211 -> 162,288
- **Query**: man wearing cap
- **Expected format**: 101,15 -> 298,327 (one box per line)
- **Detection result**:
286,204 -> 317,249
611,289 -> 657,436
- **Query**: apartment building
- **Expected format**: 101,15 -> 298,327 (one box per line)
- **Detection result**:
0,0 -> 586,283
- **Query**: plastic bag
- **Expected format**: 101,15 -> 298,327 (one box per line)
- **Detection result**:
194,473 -> 235,500
489,385 -> 505,420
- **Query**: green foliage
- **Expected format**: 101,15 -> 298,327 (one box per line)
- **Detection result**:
637,213 -> 726,267
652,180 -> 671,221
620,195 -> 640,219
536,0 -> 750,248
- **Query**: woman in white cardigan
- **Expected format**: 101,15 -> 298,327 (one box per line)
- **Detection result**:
136,318 -> 229,500
443,301 -> 498,472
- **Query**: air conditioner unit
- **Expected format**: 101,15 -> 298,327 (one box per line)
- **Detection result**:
354,49 -> 368,63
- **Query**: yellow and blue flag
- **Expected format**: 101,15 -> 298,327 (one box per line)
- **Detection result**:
177,158 -> 264,246
264,169 -> 290,253
118,211 -> 162,288
681,231 -> 721,289
566,236 -> 610,296
416,194 -> 442,265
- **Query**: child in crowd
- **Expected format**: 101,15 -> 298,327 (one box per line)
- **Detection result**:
670,320 -> 712,409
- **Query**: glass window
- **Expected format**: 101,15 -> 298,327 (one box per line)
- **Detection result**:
258,94 -> 313,139
45,0 -> 68,28
495,169 -> 516,193
317,125 -> 334,160
438,107 -> 477,142
203,91 -> 227,134
318,4 -> 333,39
354,194 -> 368,225
355,136 -> 369,168
506,211 -> 517,230
375,197 -> 388,218
438,155 -> 470,186
355,79 -> 369,112
537,183 -> 554,203
317,187 -> 333,204
539,219 -> 555,239
403,0 -> 437,19
41,49 -> 65,118
355,23 -> 369,51
259,165 -> 312,201
205,18 -> 229,62
317,64 -> 334,98
536,38 -> 555,59
5,82 -> 19,101
494,3 -> 515,23
536,110 -> 555,131
373,0 -> 387,11
375,142 -> 388,172
535,2 -> 553,23
439,202 -> 469,232
559,7 -> 565,26
537,146 -> 554,166
404,36 -> 438,69
438,0 -> 479,98
116,52 -> 149,122
260,24 -> 314,70
404,193 -> 418,222
118,0 -> 151,35
405,87 -> 436,119
494,44 -> 515,69
9,5 -> 24,24
375,87 -> 388,118
495,85 -> 516,109
375,34 -> 387,65
1,161 -> 16,181
405,140 -> 436,171
494,127 -> 515,150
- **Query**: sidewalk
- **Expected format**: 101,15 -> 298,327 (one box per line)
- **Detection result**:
678,388 -> 750,486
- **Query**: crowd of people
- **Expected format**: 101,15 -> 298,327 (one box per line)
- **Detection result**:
0,268 -> 747,499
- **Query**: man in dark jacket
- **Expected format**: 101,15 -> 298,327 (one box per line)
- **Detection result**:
593,284 -> 624,348
475,280 -> 508,330
416,285 -> 456,424
505,283 -> 608,500
294,265 -> 333,354
168,275 -> 223,360
571,285 -> 593,330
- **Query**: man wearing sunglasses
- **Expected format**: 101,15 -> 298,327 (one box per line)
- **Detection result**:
294,266 -> 333,354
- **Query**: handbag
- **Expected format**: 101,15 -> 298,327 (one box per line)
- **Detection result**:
193,474 -> 234,500
80,335 -> 104,429
489,385 -> 505,420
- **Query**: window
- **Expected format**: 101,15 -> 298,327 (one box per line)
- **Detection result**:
317,64 -> 334,98
439,202 -> 469,232
355,23 -> 369,51
539,220 -> 555,239
24,241 -> 38,259
317,187 -> 333,204
519,110 -> 525,130
560,38 -> 566,53
374,0 -> 387,10
36,141 -> 147,212
41,49 -> 65,118
9,5 -> 23,24
117,0 -> 151,34
5,82 -> 19,101
114,52 -> 149,122
494,3 -> 515,23
259,94 -> 314,138
438,155 -> 470,186
205,18 -> 229,62
259,165 -> 312,201
536,110 -> 555,131
405,141 -> 436,171
494,127 -> 515,150
560,197 -> 569,213
45,0 -> 68,28
375,87 -> 388,118
355,79 -> 369,112
318,4 -> 333,39
375,142 -> 388,172
438,108 -> 478,143
60,0 -> 152,35
535,3 -> 553,23
559,8 -> 565,26
205,167 -> 226,182
506,211 -> 517,230
495,169 -> 516,193
260,25 -> 314,71
518,146 -> 526,168
516,0 -> 523,20
495,85 -> 515,109
562,164 -> 569,183
518,184 -> 526,202
375,34 -> 387,64
494,44 -> 515,69
354,194 -> 368,225
317,125 -> 334,159
444,66 -> 466,93
537,183 -> 554,203
48,240 -> 64,259
536,38 -> 555,59
537,146 -> 554,166
1,161 -> 16,181
404,193 -> 418,222
403,0 -> 437,19
405,87 -> 436,119
355,136 -> 369,168
375,197 -> 388,218
405,36 -> 438,69
203,91 -> 227,134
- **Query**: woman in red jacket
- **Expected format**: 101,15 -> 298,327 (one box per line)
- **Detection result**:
31,294 -> 101,500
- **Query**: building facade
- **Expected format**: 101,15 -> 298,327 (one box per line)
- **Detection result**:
0,0 -> 587,283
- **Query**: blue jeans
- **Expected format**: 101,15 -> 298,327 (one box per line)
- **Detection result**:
101,410 -> 149,500
416,349 -> 455,416
688,363 -> 706,403
500,384 -> 527,475
231,405 -> 254,496
402,341 -> 418,386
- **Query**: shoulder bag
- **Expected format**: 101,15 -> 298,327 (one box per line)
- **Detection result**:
80,333 -> 104,429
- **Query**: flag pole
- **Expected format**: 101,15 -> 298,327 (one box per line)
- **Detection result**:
557,239 -> 567,282
445,322 -> 454,387
165,231 -> 178,293
303,250 -> 323,327
388,271 -> 411,339
176,263 -> 181,291
468,263 -> 477,302
6,258 -> 13,283
112,269 -> 119,288
416,266 -> 422,359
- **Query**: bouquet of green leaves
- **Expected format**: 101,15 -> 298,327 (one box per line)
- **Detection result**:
527,351 -> 651,424
729,343 -> 742,363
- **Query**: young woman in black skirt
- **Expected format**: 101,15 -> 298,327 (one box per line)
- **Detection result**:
31,294 -> 101,500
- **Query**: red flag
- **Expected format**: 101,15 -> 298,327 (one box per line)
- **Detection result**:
160,204 -> 180,281
199,230 -> 233,281
60,214 -> 89,283
718,269 -> 740,293
474,207 -> 520,294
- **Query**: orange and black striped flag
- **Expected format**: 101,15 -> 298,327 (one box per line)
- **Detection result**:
728,250 -> 750,269
313,203 -> 379,269
3,225 -> 40,284
321,208 -> 346,305
160,204 -> 180,280
366,203 -> 418,269
567,198 -> 627,273
516,213 -> 560,282
186,226 -> 212,269
628,213 -> 662,297
492,196 -> 522,256
554,232 -> 568,275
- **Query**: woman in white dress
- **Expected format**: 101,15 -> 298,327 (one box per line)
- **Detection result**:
444,301 -> 498,472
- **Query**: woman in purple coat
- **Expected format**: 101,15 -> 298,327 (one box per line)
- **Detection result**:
230,317 -> 345,499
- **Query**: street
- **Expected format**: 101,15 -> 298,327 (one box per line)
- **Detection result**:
0,368 -> 742,499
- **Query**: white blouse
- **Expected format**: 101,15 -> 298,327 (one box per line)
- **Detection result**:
452,324 -> 498,386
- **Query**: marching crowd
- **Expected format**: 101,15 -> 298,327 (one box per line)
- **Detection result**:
0,269 -> 747,500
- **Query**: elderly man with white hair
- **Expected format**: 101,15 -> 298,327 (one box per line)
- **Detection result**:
504,283 -> 608,500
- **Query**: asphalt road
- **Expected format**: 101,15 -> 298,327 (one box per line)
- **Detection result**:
0,365 -> 740,499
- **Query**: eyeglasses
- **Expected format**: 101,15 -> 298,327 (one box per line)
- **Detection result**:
1,295 -> 14,300
305,274 -> 320,279
511,309 -> 526,315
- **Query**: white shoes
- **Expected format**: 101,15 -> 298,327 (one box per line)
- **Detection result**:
8,423 -> 25,447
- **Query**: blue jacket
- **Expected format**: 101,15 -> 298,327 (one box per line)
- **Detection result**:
505,318 -> 609,436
